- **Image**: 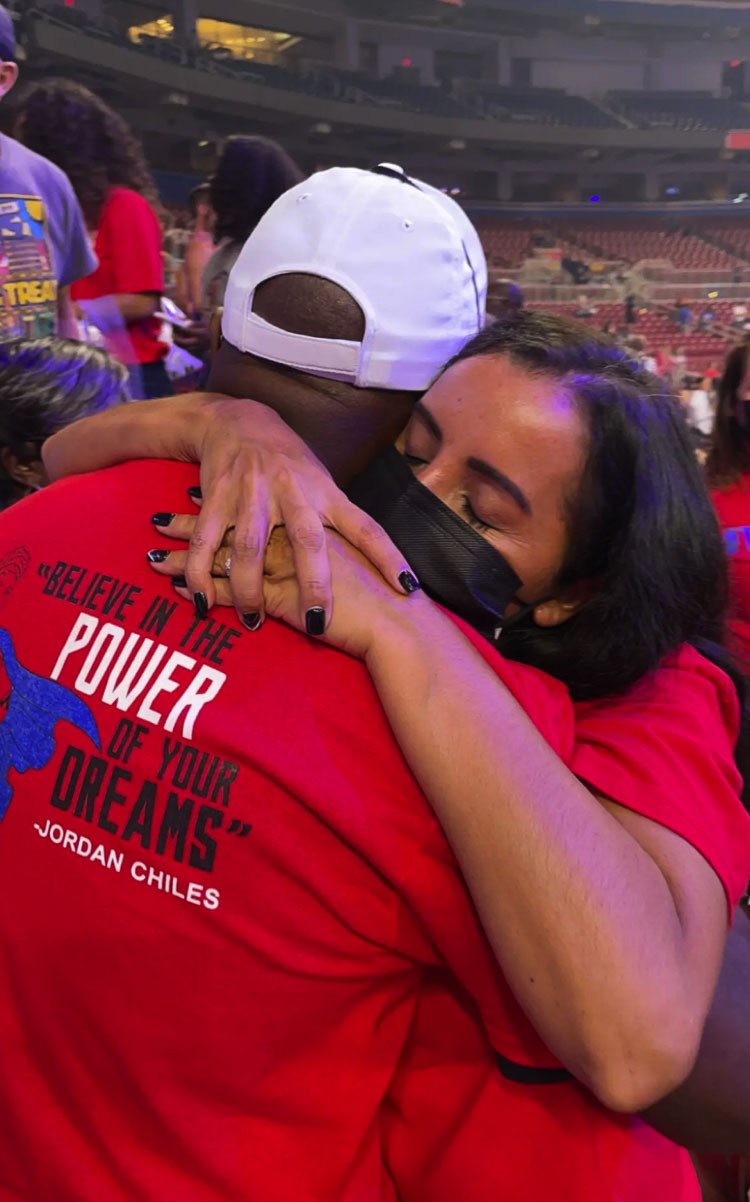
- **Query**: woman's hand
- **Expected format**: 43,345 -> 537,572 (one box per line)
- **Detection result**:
152,526 -> 427,658
176,399 -> 415,627
151,519 -> 424,652
44,390 -> 417,628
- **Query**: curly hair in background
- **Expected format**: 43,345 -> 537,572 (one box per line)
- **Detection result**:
15,79 -> 159,229
210,135 -> 303,246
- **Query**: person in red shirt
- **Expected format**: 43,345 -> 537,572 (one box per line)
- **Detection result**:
707,340 -> 750,671
16,79 -> 171,399
44,239 -> 750,1202
0,163 -> 532,1202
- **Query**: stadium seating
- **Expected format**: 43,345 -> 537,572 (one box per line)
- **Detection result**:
609,91 -> 750,133
476,222 -> 536,270
24,9 -> 750,136
476,218 -> 742,272
209,54 -> 316,95
553,221 -> 741,269
309,67 -> 478,117
693,219 -> 750,265
469,86 -> 621,129
526,300 -> 730,373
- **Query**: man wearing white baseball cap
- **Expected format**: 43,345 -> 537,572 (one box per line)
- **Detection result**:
202,163 -> 485,506
222,163 -> 485,393
0,164 -> 550,1202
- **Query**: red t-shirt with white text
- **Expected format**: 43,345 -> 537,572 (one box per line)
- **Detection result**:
0,460 -> 746,1202
71,187 -> 167,365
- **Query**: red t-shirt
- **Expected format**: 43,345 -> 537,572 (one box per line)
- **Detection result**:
384,644 -> 750,1202
71,187 -> 167,365
0,460 -> 746,1202
712,474 -> 750,672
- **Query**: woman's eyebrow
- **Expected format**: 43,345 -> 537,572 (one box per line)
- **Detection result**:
413,401 -> 442,442
466,457 -> 532,515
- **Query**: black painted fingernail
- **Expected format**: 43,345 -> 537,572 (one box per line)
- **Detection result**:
399,570 -> 420,594
194,591 -> 208,620
187,485 -> 202,501
305,607 -> 325,636
151,512 -> 175,527
147,549 -> 170,563
241,612 -> 262,632
171,575 -> 187,589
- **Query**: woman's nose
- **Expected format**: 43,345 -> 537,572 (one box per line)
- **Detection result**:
414,458 -> 461,508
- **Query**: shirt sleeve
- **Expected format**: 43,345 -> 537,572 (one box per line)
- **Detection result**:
99,190 -> 164,296
571,645 -> 750,915
51,167 -> 97,289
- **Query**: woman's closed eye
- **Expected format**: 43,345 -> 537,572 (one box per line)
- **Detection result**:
460,494 -> 494,533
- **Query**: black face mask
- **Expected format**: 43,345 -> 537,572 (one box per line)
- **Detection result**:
348,447 -> 523,645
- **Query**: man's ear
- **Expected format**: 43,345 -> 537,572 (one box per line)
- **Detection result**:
0,62 -> 19,101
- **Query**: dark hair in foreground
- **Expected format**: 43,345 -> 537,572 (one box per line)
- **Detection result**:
210,136 -> 303,246
706,340 -> 750,489
448,311 -> 736,704
16,79 -> 158,228
0,338 -> 129,508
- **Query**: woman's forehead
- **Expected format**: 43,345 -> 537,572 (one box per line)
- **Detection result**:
427,354 -> 582,439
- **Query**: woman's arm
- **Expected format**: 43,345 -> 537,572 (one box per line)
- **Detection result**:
43,395 -> 411,622
43,392 -> 220,480
361,595 -> 726,1113
196,529 -> 725,1114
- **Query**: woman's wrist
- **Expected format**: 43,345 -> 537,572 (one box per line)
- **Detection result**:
363,590 -> 448,669
198,396 -> 310,460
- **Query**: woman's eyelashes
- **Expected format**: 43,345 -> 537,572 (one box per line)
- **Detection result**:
404,451 -> 499,534
460,494 -> 494,533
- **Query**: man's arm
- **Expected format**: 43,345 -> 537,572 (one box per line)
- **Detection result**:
643,907 -> 750,1152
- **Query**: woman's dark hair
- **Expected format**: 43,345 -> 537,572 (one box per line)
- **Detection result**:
706,341 -> 750,489
0,338 -> 129,508
210,136 -> 303,245
16,80 -> 158,228
447,310 -> 738,705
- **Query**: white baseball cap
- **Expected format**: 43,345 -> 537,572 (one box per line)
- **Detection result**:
221,164 -> 487,392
